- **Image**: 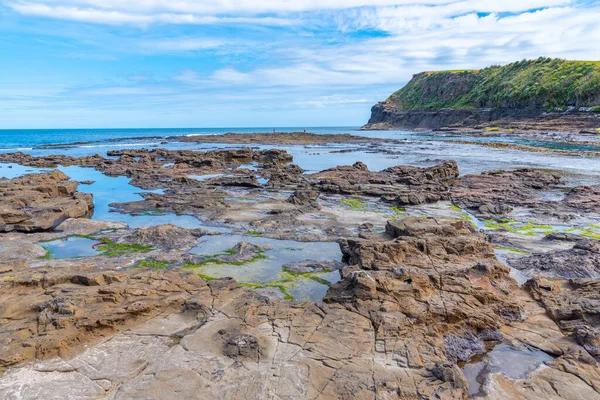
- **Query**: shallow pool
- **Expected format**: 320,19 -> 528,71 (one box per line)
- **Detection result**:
187,234 -> 343,301
462,343 -> 554,397
41,236 -> 103,259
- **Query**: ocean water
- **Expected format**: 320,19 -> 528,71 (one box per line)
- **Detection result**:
2,126 -> 600,185
0,127 -> 360,151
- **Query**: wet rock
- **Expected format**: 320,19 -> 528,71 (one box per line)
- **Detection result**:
308,161 -> 458,206
510,240 -> 600,279
178,131 -> 392,146
206,174 -> 261,188
104,224 -> 209,251
189,242 -> 268,265
451,168 -> 562,216
264,164 -> 305,188
358,222 -> 373,231
431,362 -> 469,388
527,278 -> 600,356
445,331 -> 486,363
282,259 -> 344,274
0,170 -> 94,232
546,232 -> 586,242
563,185 -> 600,213
341,217 -> 492,270
222,334 -> 262,362
111,187 -> 228,217
0,240 -> 47,260
286,189 -> 321,210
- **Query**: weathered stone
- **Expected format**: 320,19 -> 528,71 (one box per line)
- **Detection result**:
451,168 -> 562,216
527,278 -> 600,356
282,259 -> 344,273
510,240 -> 600,279
188,242 -> 268,265
286,189 -> 321,210
104,224 -> 209,251
308,160 -> 458,206
0,170 -> 93,232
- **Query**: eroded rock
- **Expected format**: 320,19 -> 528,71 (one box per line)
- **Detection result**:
510,240 -> 600,279
103,224 -> 210,251
282,259 -> 344,274
0,170 -> 93,232
308,160 -> 459,206
451,169 -> 562,216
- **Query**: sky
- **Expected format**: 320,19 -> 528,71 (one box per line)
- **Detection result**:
1,0 -> 599,129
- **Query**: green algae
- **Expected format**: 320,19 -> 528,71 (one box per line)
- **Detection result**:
38,249 -> 54,260
183,251 -> 267,268
495,246 -> 528,254
341,198 -> 369,211
388,206 -> 406,219
580,230 -> 600,240
449,204 -> 462,212
134,258 -> 171,270
197,273 -> 217,281
94,240 -> 153,257
281,266 -> 333,287
40,234 -> 153,259
239,281 -> 294,300
483,220 -> 557,236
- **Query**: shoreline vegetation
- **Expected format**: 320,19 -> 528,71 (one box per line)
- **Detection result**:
363,57 -> 600,131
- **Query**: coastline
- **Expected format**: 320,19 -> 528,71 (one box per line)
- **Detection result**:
2,126 -> 600,398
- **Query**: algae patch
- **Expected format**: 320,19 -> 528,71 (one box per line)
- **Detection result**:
134,258 -> 171,270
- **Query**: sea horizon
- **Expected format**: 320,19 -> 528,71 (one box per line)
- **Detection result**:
0,126 -> 362,150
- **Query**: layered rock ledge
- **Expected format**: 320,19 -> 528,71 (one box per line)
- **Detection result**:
0,170 -> 93,232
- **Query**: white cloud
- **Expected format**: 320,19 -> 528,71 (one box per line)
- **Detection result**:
6,0 -> 578,26
5,2 -> 297,26
4,0 -> 600,128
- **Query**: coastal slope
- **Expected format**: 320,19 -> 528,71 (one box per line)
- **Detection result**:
363,58 -> 600,130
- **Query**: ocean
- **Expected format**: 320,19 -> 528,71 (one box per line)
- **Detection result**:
0,127 -> 360,151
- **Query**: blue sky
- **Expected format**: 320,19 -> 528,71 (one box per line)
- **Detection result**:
1,0 -> 599,128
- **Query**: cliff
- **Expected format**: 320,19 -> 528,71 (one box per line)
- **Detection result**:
363,58 -> 600,130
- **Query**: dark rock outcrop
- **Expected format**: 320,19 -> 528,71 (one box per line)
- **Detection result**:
510,240 -> 600,279
451,168 -> 562,216
308,160 -> 459,206
282,259 -> 344,274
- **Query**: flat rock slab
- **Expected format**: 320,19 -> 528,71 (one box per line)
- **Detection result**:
283,259 -> 344,273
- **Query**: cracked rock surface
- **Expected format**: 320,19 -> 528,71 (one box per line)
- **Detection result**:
1,218 -> 600,399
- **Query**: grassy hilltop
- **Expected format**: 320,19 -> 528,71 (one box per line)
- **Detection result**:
386,58 -> 600,111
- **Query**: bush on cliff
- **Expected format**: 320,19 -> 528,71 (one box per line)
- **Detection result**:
388,58 -> 600,111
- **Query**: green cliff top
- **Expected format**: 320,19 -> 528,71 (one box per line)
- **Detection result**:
387,57 -> 600,111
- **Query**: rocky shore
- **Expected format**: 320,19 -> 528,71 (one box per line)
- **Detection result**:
363,103 -> 600,133
362,59 -> 600,133
1,135 -> 600,399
